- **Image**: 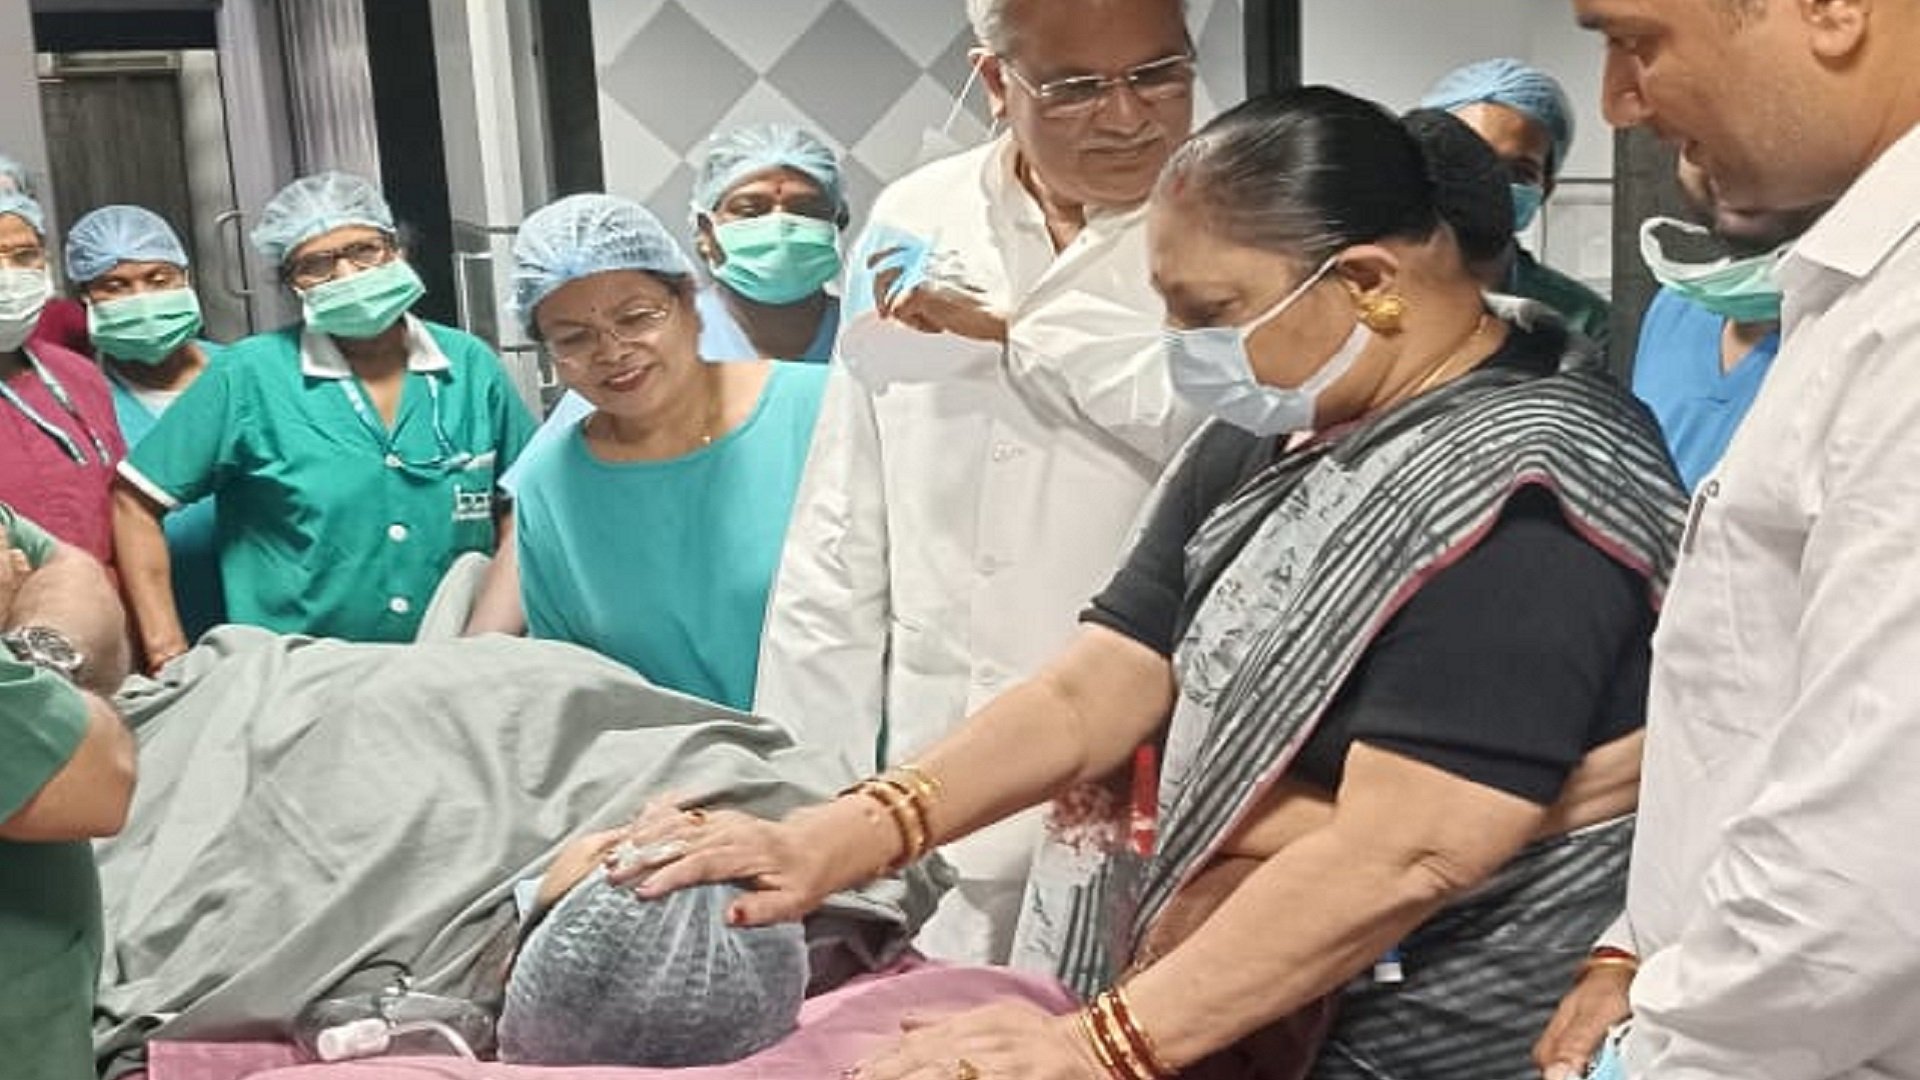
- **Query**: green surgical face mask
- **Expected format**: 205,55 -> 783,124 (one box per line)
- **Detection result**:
1639,216 -> 1785,324
710,212 -> 842,306
300,260 -> 426,339
88,287 -> 203,364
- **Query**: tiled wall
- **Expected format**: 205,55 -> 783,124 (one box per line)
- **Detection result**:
589,0 -> 1246,239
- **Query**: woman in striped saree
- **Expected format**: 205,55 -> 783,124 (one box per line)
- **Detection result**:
612,87 -> 1688,1080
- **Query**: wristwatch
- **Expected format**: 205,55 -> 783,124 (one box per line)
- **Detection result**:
1,626 -> 84,682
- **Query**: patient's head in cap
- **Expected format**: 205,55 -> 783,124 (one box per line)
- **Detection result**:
498,871 -> 808,1067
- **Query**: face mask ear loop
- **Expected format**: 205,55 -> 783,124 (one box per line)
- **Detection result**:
941,55 -> 987,139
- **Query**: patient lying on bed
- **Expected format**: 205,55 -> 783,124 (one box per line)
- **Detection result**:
497,812 -> 808,1067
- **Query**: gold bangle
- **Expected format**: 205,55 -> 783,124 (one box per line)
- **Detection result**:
853,780 -> 925,869
1578,955 -> 1641,979
1106,986 -> 1173,1078
1092,992 -> 1160,1080
1077,1009 -> 1122,1079
871,775 -> 931,835
894,763 -> 943,800
1078,1004 -> 1135,1080
868,776 -> 932,861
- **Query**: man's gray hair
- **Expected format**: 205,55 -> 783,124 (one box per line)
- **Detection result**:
966,0 -> 1188,55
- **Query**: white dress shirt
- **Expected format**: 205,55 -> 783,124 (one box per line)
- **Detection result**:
1622,123 -> 1920,1079
754,135 -> 1199,963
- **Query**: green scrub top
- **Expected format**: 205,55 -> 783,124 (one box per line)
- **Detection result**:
0,503 -> 103,1080
121,318 -> 536,642
1508,248 -> 1613,358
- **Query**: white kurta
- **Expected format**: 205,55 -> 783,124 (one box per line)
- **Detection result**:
1620,124 -> 1920,1078
754,136 -> 1199,963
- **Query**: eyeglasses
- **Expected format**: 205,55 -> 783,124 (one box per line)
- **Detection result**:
544,302 -> 677,362
1000,52 -> 1195,119
0,244 -> 47,271
285,236 -> 396,288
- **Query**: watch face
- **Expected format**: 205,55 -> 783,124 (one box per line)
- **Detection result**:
13,627 -> 81,674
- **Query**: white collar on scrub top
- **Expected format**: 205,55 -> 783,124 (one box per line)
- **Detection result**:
299,314 -> 451,380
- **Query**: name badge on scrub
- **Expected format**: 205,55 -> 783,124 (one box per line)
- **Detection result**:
452,483 -> 493,523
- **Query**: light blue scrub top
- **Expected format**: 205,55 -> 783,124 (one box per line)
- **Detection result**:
505,288 -> 838,490
1630,287 -> 1779,492
106,341 -> 229,639
510,362 -> 828,710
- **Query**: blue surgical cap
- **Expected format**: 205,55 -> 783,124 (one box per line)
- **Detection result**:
0,191 -> 44,236
250,171 -> 395,267
65,205 -> 191,284
511,193 -> 693,334
692,123 -> 846,220
0,154 -> 32,199
498,873 -> 807,1067
1421,58 -> 1575,180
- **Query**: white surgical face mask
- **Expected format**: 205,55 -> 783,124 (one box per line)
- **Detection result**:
1163,257 -> 1373,436
0,267 -> 52,353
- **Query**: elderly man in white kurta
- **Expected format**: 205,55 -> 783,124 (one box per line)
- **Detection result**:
753,0 -> 1201,964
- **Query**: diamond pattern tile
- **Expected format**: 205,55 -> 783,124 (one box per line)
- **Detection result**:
598,2 -> 757,154
678,0 -> 837,71
765,2 -> 920,146
589,0 -> 668,67
584,0 -> 1246,250
842,0 -> 967,66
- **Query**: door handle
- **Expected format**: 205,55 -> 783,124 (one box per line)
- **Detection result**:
213,209 -> 254,298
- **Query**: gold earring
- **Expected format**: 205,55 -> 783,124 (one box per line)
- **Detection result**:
1356,293 -> 1407,334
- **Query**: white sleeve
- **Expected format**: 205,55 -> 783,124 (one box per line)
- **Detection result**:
1004,289 -> 1202,470
1627,315 -> 1920,1079
1594,911 -> 1637,956
752,363 -> 893,783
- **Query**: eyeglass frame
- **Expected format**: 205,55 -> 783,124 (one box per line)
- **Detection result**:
283,234 -> 399,288
996,51 -> 1197,119
541,298 -> 683,363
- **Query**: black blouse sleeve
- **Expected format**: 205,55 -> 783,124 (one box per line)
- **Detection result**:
1291,486 -> 1654,804
1081,424 -> 1267,656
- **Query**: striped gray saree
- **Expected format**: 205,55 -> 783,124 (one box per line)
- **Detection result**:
1033,322 -> 1686,1079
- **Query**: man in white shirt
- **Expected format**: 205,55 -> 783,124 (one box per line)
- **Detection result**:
754,0 -> 1201,963
1534,1 -> 1920,1077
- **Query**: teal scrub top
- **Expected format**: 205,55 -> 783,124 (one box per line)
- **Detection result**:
0,503 -> 102,1080
122,318 -> 536,642
1508,248 -> 1613,358
107,340 -> 229,640
511,362 -> 828,709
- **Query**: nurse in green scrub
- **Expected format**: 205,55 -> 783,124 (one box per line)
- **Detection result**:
112,172 -> 535,665
64,205 -> 228,641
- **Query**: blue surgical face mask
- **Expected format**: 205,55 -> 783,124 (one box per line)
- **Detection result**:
1639,216 -> 1784,323
1511,183 -> 1545,233
1163,257 -> 1374,436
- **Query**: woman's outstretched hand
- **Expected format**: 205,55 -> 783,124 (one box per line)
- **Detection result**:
601,796 -> 852,926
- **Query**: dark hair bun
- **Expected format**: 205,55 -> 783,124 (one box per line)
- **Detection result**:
1400,107 -> 1516,266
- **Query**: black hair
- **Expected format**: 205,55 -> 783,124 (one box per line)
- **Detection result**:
1157,85 -> 1498,268
1399,107 -> 1517,266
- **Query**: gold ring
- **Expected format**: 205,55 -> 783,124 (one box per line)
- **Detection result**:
954,1058 -> 980,1080
684,807 -> 709,827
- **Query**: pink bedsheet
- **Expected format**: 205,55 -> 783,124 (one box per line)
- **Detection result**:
144,964 -> 1078,1080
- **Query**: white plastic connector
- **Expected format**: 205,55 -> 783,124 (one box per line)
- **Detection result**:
315,1017 -> 391,1062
